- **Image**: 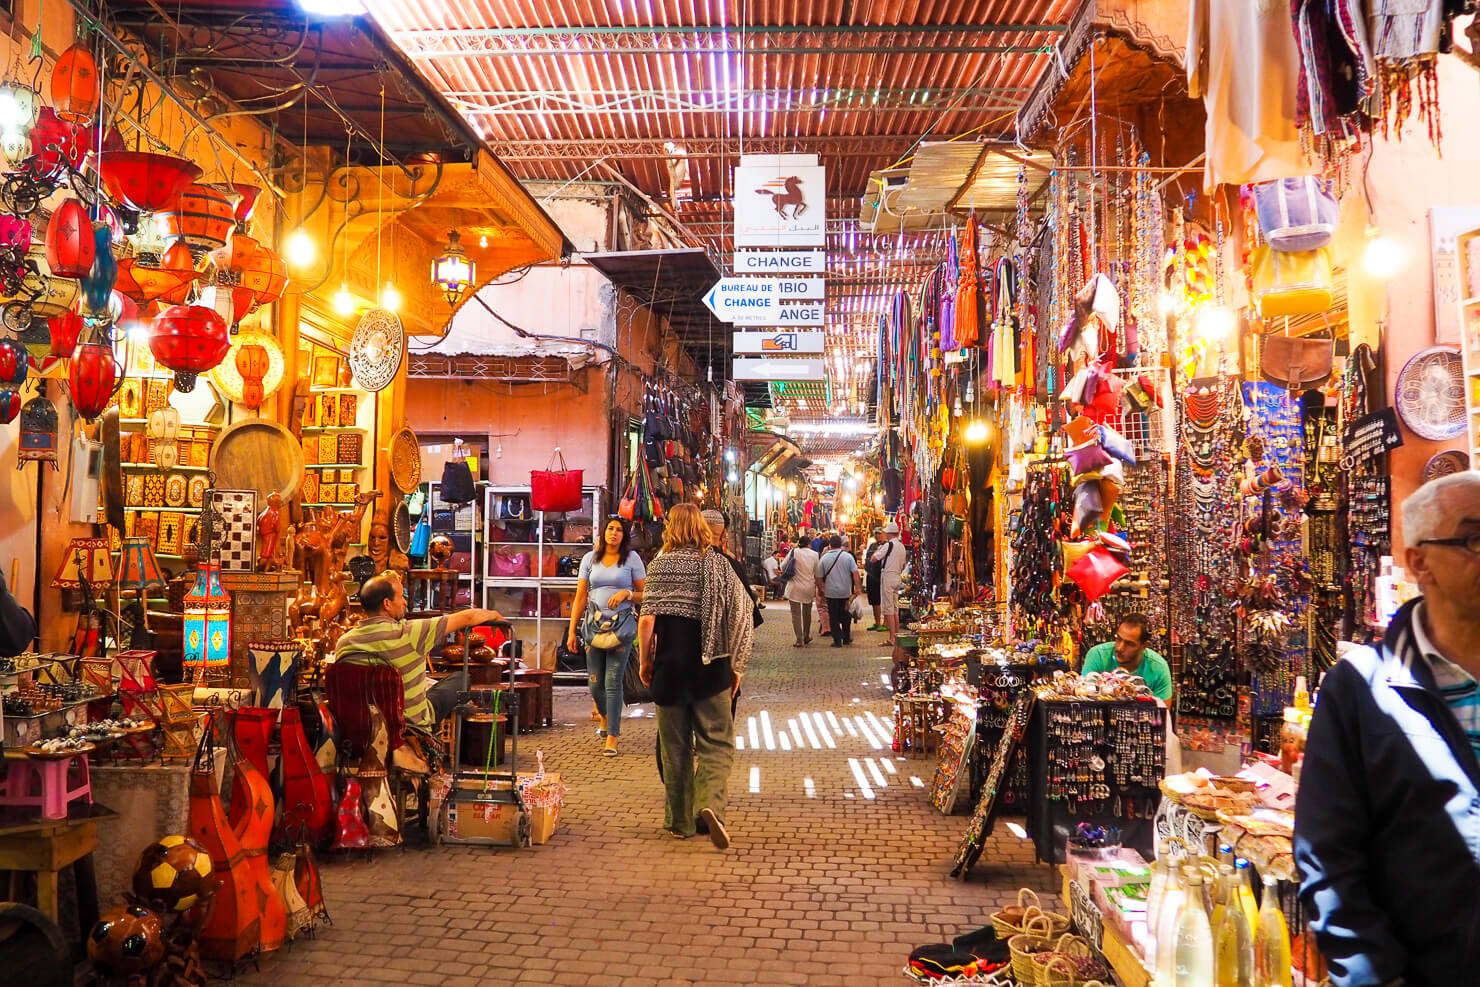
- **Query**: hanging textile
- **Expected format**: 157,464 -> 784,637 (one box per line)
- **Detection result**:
955,218 -> 984,347
1291,0 -> 1374,163
1367,0 -> 1463,142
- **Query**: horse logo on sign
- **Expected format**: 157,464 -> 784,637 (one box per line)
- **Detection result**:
754,176 -> 806,219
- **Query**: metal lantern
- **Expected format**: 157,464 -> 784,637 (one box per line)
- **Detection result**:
0,82 -> 39,167
68,339 -> 116,419
96,151 -> 202,213
242,244 -> 287,308
431,229 -> 475,306
158,183 -> 238,255
44,198 -> 95,278
81,223 -> 117,314
182,560 -> 231,671
46,307 -> 83,363
0,386 -> 19,423
149,303 -> 228,392
51,43 -> 100,125
116,536 -> 169,596
236,342 -> 269,410
0,337 -> 27,384
18,393 -> 58,468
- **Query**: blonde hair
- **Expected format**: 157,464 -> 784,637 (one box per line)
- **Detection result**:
661,502 -> 709,553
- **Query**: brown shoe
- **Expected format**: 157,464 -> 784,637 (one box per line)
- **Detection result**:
699,808 -> 730,850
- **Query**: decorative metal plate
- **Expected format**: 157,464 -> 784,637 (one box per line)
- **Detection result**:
388,424 -> 421,493
348,307 -> 404,393
1396,345 -> 1465,440
1425,449 -> 1471,480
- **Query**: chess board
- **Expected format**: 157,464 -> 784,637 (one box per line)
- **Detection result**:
210,489 -> 257,571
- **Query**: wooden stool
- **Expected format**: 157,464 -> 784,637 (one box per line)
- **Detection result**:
467,660 -> 510,688
1,754 -> 93,821
514,668 -> 554,727
0,815 -> 101,932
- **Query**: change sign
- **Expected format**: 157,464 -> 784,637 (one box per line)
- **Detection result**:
703,278 -> 826,326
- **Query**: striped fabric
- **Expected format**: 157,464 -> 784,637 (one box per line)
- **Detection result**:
1428,653 -> 1480,762
335,615 -> 449,730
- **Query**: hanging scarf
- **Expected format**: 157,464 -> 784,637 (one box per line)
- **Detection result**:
956,218 -> 983,348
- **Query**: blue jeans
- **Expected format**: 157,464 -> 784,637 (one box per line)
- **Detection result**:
586,643 -> 629,736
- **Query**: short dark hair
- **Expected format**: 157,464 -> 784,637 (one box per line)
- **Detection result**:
360,575 -> 399,615
1118,614 -> 1152,645
828,534 -> 843,549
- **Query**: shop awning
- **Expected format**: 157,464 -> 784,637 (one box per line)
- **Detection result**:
585,248 -> 728,379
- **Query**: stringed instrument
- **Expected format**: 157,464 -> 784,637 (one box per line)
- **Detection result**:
225,711 -> 287,954
189,713 -> 261,963
276,706 -> 333,848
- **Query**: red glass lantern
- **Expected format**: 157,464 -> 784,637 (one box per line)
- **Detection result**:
27,107 -> 88,178
68,339 -> 117,419
158,183 -> 238,254
47,307 -> 83,362
236,342 -> 269,410
244,245 -> 288,307
51,44 -> 100,125
96,151 -> 202,213
45,198 -> 95,278
149,303 -> 228,392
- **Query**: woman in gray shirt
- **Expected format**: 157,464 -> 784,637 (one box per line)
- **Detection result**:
567,517 -> 646,756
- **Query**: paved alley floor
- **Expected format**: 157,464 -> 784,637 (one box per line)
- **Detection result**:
241,603 -> 1058,985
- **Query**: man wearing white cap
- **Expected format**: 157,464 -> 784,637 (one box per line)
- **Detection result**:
869,521 -> 907,644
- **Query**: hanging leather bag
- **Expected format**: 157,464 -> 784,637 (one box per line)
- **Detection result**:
1261,325 -> 1335,391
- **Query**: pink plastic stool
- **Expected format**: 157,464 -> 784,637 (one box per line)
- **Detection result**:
0,754 -> 93,820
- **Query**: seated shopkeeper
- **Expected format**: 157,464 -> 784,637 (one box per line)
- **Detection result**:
1080,613 -> 1173,702
332,573 -> 504,770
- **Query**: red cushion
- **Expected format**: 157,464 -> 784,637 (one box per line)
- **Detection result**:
325,661 -> 406,755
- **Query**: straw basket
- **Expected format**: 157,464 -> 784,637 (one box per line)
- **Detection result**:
1007,915 -> 1054,985
989,887 -> 1070,938
1031,934 -> 1096,986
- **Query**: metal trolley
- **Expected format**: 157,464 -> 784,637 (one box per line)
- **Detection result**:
433,626 -> 532,848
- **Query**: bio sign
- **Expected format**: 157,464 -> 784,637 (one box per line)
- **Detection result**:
733,154 -> 827,248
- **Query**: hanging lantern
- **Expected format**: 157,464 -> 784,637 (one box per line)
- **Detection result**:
231,184 -> 262,226
431,229 -> 475,306
18,394 -> 58,468
230,287 -> 254,322
68,339 -> 116,419
195,285 -> 236,330
211,329 -> 284,409
81,224 -> 117,314
0,386 -> 19,423
51,43 -> 100,125
236,343 -> 269,410
149,303 -> 228,392
183,560 -> 231,670
158,183 -> 238,255
156,241 -> 197,305
0,215 -> 30,250
0,82 -> 39,167
44,198 -> 94,279
0,337 -> 28,384
96,151 -> 202,213
242,244 -> 287,308
26,107 -> 88,179
211,231 -> 258,274
46,307 -> 83,363
18,253 -> 81,319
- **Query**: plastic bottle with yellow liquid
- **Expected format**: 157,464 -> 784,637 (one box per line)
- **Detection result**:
1253,875 -> 1292,987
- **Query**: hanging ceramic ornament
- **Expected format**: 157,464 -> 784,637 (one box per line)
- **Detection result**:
348,307 -> 403,392
18,393 -> 58,467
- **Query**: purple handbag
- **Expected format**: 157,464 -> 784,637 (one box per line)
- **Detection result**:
1253,176 -> 1338,252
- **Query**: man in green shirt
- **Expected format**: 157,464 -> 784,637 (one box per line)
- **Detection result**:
1080,614 -> 1173,702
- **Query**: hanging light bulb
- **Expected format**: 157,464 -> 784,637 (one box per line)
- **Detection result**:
1194,304 -> 1237,341
1363,225 -> 1406,279
284,228 -> 315,268
380,281 -> 401,311
965,420 -> 990,444
333,284 -> 355,316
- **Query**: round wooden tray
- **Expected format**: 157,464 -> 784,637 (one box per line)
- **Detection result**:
388,425 -> 421,493
209,418 -> 303,502
24,742 -> 95,760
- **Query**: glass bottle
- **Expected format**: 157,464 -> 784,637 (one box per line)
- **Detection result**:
1154,860 -> 1188,985
1147,842 -> 1172,938
1234,859 -> 1259,934
1173,870 -> 1215,986
1253,875 -> 1292,987
1213,867 -> 1254,987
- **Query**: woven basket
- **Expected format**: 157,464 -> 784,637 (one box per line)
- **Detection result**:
1007,914 -> 1054,985
1032,935 -> 1096,986
990,887 -> 1044,938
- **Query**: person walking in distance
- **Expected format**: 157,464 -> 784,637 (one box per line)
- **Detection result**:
781,536 -> 820,647
870,521 -> 907,645
863,527 -> 886,632
567,516 -> 646,757
817,534 -> 861,647
638,504 -> 754,849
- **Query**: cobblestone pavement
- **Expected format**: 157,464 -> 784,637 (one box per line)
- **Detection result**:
241,603 -> 1057,985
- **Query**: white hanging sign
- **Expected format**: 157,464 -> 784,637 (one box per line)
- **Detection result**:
734,249 -> 827,274
732,331 -> 826,354
732,357 -> 827,381
733,155 -> 827,248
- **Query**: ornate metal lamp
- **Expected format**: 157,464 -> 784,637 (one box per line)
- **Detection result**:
431,229 -> 474,306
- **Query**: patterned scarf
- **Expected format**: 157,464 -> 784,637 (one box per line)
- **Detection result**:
642,547 -> 755,675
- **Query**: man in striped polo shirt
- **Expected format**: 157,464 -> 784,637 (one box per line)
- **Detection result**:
1295,472 -> 1480,985
335,574 -> 505,743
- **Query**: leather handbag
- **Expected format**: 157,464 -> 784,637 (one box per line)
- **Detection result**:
1253,176 -> 1338,252
584,607 -> 637,651
530,448 -> 583,513
499,495 -> 531,520
491,548 -> 531,577
1251,245 -> 1334,318
1261,327 -> 1335,391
